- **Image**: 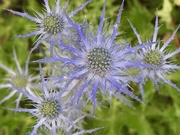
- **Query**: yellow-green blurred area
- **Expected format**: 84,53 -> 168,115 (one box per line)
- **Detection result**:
0,0 -> 180,135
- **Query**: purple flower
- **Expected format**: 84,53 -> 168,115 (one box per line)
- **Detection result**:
6,0 -> 92,53
128,14 -> 180,100
8,64 -> 91,135
36,0 -> 157,112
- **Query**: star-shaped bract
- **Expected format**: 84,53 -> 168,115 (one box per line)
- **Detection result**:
6,0 -> 92,53
8,64 -> 99,135
0,49 -> 38,108
128,14 -> 180,100
36,0 -> 158,112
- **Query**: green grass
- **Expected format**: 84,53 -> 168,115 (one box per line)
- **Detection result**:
0,0 -> 180,135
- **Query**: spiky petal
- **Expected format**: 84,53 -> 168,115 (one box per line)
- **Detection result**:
6,0 -> 92,53
129,13 -> 180,101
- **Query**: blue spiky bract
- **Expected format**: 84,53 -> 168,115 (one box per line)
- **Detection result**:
36,0 -> 160,113
6,0 -> 92,53
8,64 -> 93,135
128,13 -> 180,101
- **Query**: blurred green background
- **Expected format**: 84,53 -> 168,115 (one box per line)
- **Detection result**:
0,0 -> 180,135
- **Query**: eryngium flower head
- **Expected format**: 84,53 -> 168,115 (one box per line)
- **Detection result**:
8,65 -> 88,135
35,111 -> 102,135
0,49 -> 38,108
36,0 -> 155,111
128,14 -> 180,100
6,0 -> 92,52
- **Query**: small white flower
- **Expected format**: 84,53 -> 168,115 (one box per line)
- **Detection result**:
0,49 -> 38,108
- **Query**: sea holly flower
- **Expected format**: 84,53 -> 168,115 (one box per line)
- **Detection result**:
36,0 -> 157,112
128,14 -> 180,100
6,0 -> 92,53
36,111 -> 102,135
8,64 -> 95,135
0,49 -> 38,108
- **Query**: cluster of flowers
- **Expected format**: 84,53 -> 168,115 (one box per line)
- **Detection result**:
1,0 -> 180,134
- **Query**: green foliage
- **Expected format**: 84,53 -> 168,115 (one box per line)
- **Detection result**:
0,0 -> 180,135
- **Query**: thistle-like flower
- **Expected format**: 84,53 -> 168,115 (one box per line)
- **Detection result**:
6,0 -> 92,53
0,49 -> 38,108
8,65 -> 97,135
36,111 -> 102,135
128,14 -> 180,100
36,0 -> 157,112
